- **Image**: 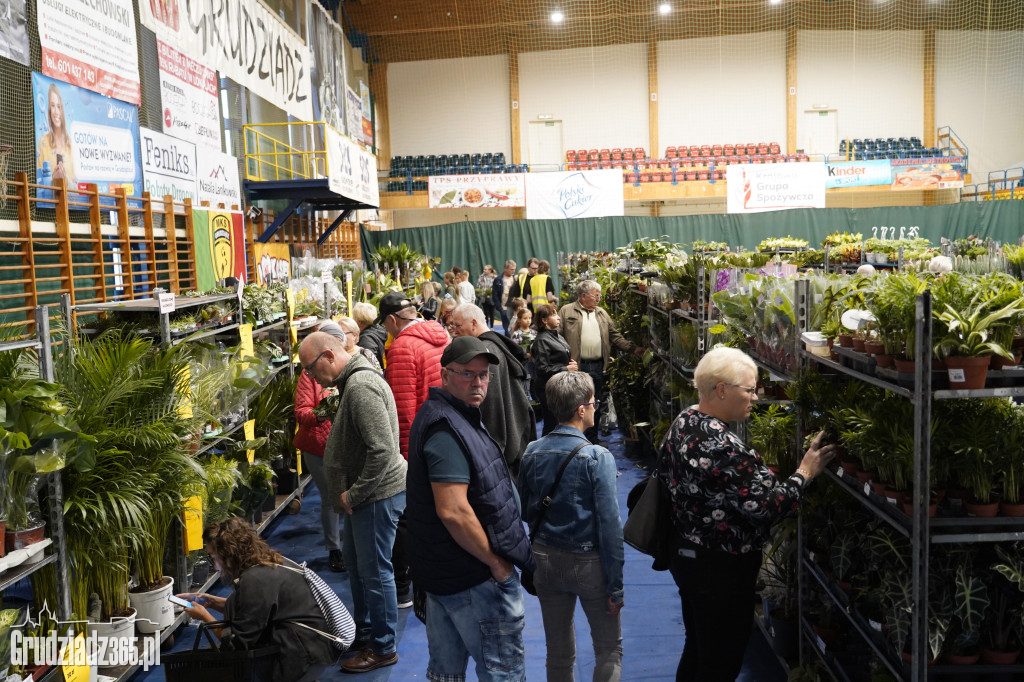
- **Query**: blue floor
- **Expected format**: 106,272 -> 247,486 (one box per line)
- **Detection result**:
138,427 -> 785,681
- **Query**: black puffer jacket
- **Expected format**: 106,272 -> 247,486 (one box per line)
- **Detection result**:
357,324 -> 388,368
531,327 -> 572,401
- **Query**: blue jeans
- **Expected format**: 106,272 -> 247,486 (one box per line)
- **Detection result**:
341,492 -> 405,655
425,572 -> 526,682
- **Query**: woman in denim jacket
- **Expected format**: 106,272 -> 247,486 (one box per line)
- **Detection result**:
519,371 -> 625,682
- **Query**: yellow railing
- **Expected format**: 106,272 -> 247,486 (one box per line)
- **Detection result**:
243,122 -> 330,182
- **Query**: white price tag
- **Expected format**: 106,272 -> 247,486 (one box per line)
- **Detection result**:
158,293 -> 175,314
948,368 -> 966,383
345,270 -> 352,282
815,634 -> 826,651
887,496 -> 898,505
869,620 -> 883,632
864,482 -> 872,496
321,271 -> 332,284
835,467 -> 843,478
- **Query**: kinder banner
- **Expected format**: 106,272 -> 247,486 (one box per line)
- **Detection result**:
429,175 -> 526,209
325,125 -> 379,207
37,0 -> 140,104
32,72 -> 142,199
197,148 -> 242,209
891,157 -> 966,190
140,127 -> 197,202
525,170 -> 624,220
726,163 -> 826,214
193,208 -> 246,291
825,160 -> 892,189
253,243 -> 291,285
0,0 -> 29,65
157,40 -> 221,151
140,0 -> 313,122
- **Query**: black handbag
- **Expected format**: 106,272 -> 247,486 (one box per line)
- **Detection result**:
624,471 -> 674,571
163,621 -> 280,682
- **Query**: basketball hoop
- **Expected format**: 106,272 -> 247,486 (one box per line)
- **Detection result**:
0,145 -> 12,209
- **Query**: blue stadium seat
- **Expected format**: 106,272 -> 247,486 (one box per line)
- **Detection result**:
471,153 -> 482,165
482,153 -> 493,166
494,153 -> 506,165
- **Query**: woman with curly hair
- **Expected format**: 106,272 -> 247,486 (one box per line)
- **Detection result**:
178,518 -> 341,681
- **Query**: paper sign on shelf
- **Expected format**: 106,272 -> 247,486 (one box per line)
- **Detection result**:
321,270 -> 332,284
60,633 -> 89,681
239,324 -> 254,359
182,496 -> 204,552
158,293 -> 176,314
244,419 -> 256,463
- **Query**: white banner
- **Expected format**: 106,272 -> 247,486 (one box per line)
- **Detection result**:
140,0 -> 313,121
197,148 -> 242,209
326,126 -> 379,207
429,175 -> 525,208
726,163 -> 826,214
345,86 -> 362,144
525,170 -> 624,220
38,0 -> 140,103
157,40 -> 221,151
140,127 -> 198,202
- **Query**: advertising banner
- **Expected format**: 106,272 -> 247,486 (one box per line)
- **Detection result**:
891,157 -> 966,190
429,175 -> 526,209
359,80 -> 372,146
140,127 -> 197,203
0,0 -> 29,65
325,125 -> 379,207
32,72 -> 142,200
253,243 -> 291,285
192,208 -> 247,291
139,0 -> 313,121
37,0 -> 140,104
525,170 -> 624,220
308,2 -> 346,133
157,40 -> 221,151
345,86 -> 362,144
825,160 -> 892,189
196,148 -> 242,209
726,163 -> 826,214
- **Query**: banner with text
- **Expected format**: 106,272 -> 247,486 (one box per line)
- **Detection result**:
157,40 -> 221,151
38,0 -> 140,104
308,2 -> 346,134
140,0 -> 313,121
193,208 -> 247,291
359,80 -> 373,146
525,170 -> 624,220
197,148 -> 242,209
140,127 -> 197,203
253,243 -> 291,285
726,163 -> 826,214
345,86 -> 362,145
429,175 -> 526,208
326,125 -> 379,207
891,157 -> 966,190
0,0 -> 29,65
32,72 -> 142,199
825,160 -> 892,189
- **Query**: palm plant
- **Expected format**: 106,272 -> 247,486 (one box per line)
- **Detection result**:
748,404 -> 797,474
864,272 -> 928,357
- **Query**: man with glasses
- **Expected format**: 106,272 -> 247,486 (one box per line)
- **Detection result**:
297,332 -> 407,673
406,336 -> 535,682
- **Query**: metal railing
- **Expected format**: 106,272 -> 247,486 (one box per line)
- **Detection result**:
243,122 -> 330,182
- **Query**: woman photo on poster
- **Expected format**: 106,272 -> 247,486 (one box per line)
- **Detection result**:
37,82 -> 77,188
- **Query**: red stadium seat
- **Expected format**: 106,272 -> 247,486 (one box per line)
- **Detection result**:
634,147 -> 646,159
611,148 -> 622,160
622,149 -> 634,161
769,142 -> 781,154
665,146 -> 677,159
685,171 -> 697,182
724,144 -> 735,156
588,149 -> 599,162
566,150 -> 576,162
600,148 -> 610,161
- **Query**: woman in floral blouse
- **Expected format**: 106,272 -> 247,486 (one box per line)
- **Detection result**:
659,347 -> 836,681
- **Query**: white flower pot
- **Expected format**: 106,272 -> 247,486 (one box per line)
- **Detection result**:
128,576 -> 175,633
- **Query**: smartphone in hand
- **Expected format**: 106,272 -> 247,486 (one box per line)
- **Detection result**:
168,595 -> 192,608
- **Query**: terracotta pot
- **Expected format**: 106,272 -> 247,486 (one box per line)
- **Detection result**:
999,500 -> 1024,517
883,487 -> 903,504
902,501 -> 938,517
5,522 -> 46,554
870,480 -> 888,496
980,646 -> 1020,664
852,337 -> 867,352
944,355 -> 991,390
965,500 -> 1000,517
893,357 -> 916,373
837,333 -> 854,348
874,354 -> 895,368
991,350 -> 1023,369
839,459 -> 860,475
944,651 -> 980,665
1013,335 -> 1024,352
856,469 -> 877,484
864,341 -> 885,356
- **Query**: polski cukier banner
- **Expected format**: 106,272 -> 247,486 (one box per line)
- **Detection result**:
726,163 -> 826,214
253,243 -> 291,285
196,148 -> 242,209
429,175 -> 526,209
157,39 -> 221,151
0,0 -> 30,65
140,0 -> 313,121
37,0 -> 140,104
140,126 -> 198,202
325,125 -> 379,207
32,72 -> 143,200
891,157 -> 966,190
525,170 -> 624,220
193,208 -> 247,291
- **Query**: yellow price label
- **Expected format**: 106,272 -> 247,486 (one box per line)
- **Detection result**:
176,365 -> 193,419
61,633 -> 89,681
239,324 -> 254,359
285,289 -> 295,320
244,419 -> 255,463
182,496 -> 204,552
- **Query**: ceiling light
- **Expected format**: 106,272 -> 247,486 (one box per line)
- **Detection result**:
659,3 -> 672,14
769,0 -> 782,5
550,10 -> 564,24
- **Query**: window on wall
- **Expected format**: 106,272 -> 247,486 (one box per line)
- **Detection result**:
261,0 -> 307,39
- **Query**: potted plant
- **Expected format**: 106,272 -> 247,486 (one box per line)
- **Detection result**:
998,405 -> 1024,516
981,543 -> 1024,663
748,404 -> 797,476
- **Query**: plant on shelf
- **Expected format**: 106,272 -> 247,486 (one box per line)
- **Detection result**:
757,236 -> 809,252
999,405 -> 1024,507
864,272 -> 929,358
983,543 -> 1024,658
202,454 -> 241,527
748,404 -> 797,475
606,349 -> 653,441
933,277 -> 1024,361
1003,243 -> 1024,280
941,398 -> 1009,506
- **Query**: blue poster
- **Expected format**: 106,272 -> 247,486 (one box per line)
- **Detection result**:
824,160 -> 892,189
33,72 -> 142,205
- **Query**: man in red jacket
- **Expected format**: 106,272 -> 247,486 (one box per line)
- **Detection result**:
378,290 -> 450,607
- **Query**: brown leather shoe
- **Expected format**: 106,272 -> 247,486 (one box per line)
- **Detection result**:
340,650 -> 398,674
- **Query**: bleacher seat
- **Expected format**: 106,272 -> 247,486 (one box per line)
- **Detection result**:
769,142 -> 781,154
758,143 -> 769,155
665,146 -> 677,159
622,149 -> 634,162
723,144 -> 735,156
635,148 -> 646,159
599,149 -> 611,161
612,148 -> 622,161
482,153 -> 493,166
566,150 -> 577,162
586,149 -> 597,162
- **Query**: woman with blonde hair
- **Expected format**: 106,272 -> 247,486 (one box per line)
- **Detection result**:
37,83 -> 77,185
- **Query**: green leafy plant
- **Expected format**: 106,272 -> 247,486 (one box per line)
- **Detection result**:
748,404 -> 797,474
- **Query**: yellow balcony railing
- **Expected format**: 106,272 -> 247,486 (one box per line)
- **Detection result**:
243,122 -> 330,182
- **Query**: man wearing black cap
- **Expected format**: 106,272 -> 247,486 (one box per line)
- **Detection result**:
406,337 -> 536,682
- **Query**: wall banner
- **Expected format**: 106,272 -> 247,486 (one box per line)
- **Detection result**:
308,2 -> 346,133
0,0 -> 30,66
32,72 -> 142,202
359,80 -> 372,146
345,86 -> 362,145
726,163 -> 826,214
825,160 -> 892,189
429,175 -> 526,209
325,125 -> 379,207
253,243 -> 291,285
891,157 -> 966,190
193,208 -> 247,291
140,127 -> 198,202
196,148 -> 242,209
525,170 -> 625,220
140,0 -> 313,121
37,0 -> 140,104
157,40 -> 221,151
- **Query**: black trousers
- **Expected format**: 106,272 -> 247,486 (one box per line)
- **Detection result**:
579,359 -> 607,443
668,541 -> 762,682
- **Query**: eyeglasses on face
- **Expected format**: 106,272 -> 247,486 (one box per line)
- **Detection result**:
447,368 -> 491,382
303,350 -> 328,376
581,400 -> 600,409
727,383 -> 758,397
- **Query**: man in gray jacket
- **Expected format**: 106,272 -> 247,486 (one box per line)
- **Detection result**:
298,332 -> 407,673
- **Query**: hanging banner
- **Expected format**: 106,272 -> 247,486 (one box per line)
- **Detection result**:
140,127 -> 198,202
325,125 -> 379,207
139,0 -> 313,121
0,0 -> 29,65
192,207 -> 247,291
345,86 -> 362,144
157,39 -> 221,151
32,73 -> 142,200
308,2 -> 346,134
825,160 -> 892,189
197,148 -> 242,209
429,174 -> 526,209
525,169 -> 624,220
891,157 -> 966,190
359,80 -> 373,146
726,163 -> 826,214
253,243 -> 291,285
37,0 -> 140,104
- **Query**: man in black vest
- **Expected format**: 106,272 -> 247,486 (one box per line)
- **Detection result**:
406,336 -> 536,682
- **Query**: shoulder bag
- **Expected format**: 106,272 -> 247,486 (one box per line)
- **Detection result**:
280,561 -> 357,650
623,466 -> 674,571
